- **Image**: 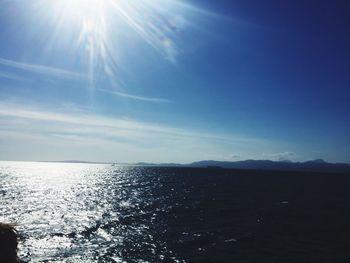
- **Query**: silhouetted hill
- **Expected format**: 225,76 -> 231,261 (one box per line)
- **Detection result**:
188,159 -> 350,173
43,159 -> 350,173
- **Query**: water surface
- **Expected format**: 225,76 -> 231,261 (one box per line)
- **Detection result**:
1,161 -> 350,262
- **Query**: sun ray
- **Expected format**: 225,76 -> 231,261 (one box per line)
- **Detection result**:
21,0 -> 209,97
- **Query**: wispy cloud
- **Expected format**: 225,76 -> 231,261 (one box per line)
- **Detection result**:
0,101 -> 269,162
100,89 -> 170,103
0,57 -> 171,103
0,102 -> 263,144
0,57 -> 85,80
262,152 -> 298,161
0,70 -> 28,82
230,154 -> 242,159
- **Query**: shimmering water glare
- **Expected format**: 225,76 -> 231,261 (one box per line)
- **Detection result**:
1,162 -> 350,262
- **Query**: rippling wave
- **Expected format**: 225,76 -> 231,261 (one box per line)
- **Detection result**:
1,162 -> 350,262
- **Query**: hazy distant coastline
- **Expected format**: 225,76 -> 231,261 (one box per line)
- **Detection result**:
34,159 -> 350,173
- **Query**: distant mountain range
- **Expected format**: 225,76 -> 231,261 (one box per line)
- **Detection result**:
186,159 -> 350,173
50,159 -> 350,173
126,159 -> 350,173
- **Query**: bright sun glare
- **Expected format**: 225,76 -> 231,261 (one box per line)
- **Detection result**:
38,0 -> 187,92
58,0 -> 106,18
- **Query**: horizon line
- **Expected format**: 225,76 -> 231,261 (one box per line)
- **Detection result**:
1,158 -> 349,165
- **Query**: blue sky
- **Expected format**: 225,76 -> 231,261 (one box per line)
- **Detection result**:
0,0 -> 349,163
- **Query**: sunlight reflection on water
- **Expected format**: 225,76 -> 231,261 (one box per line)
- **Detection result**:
0,162 -> 173,262
3,162 -> 348,262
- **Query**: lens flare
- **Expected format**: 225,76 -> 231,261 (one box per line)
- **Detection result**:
40,0 -> 188,86
15,0 -> 210,96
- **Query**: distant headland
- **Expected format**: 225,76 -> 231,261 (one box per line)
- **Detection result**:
42,159 -> 350,173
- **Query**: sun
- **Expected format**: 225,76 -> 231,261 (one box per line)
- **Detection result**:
36,0 -> 186,88
59,0 -> 107,18
49,0 -> 110,64
48,0 -> 109,36
43,0 -> 183,59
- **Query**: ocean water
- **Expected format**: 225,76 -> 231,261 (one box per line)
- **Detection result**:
1,161 -> 350,262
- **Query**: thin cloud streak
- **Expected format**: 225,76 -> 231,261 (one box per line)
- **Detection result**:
0,102 -> 264,145
0,57 -> 169,103
100,89 -> 170,103
0,102 -> 272,163
262,152 -> 301,162
0,57 -> 85,80
0,70 -> 28,82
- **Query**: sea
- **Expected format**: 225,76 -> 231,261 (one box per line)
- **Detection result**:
1,161 -> 350,262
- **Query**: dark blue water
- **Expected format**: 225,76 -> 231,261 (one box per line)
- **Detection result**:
1,162 -> 350,262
